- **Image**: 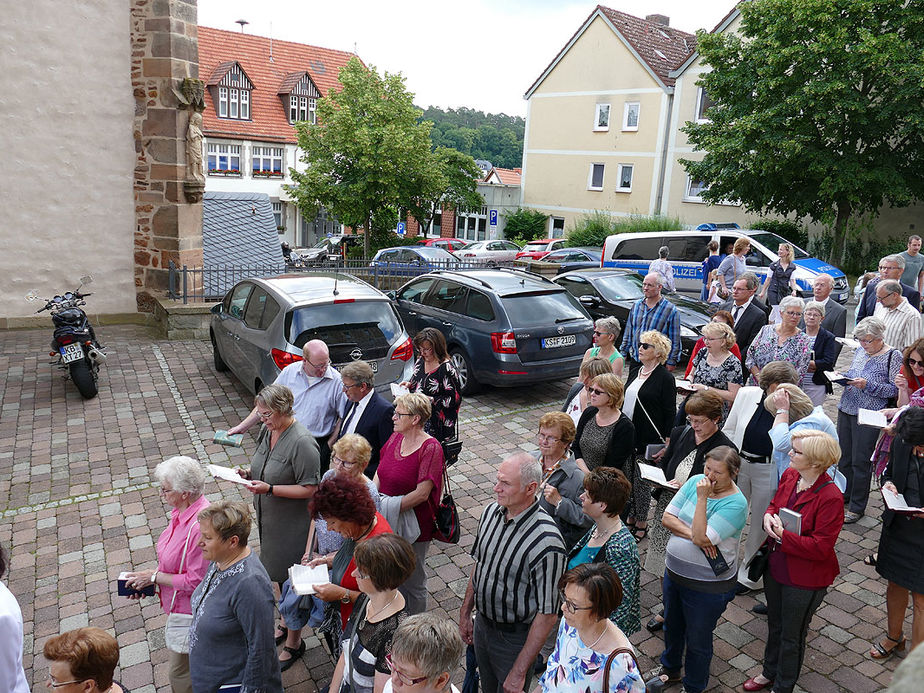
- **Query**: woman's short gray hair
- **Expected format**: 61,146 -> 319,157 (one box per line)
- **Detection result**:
778,295 -> 805,312
594,316 -> 621,340
154,455 -> 207,495
804,300 -> 826,317
855,316 -> 886,340
395,392 -> 432,426
255,384 -> 294,417
389,613 -> 464,684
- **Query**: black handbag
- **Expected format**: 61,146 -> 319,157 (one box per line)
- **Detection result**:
746,541 -> 771,582
441,436 -> 463,467
433,461 -> 461,544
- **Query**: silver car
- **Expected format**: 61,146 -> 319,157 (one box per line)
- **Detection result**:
210,273 -> 415,396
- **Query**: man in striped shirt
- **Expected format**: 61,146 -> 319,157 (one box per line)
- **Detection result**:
620,271 -> 681,376
874,279 -> 923,352
459,452 -> 566,693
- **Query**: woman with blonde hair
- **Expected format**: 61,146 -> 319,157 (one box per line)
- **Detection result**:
759,242 -> 800,306
574,374 -> 635,476
680,321 -> 743,425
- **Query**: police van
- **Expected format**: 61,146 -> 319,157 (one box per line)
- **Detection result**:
600,223 -> 849,304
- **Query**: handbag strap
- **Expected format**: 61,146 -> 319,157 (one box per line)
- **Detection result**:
634,390 -> 667,445
168,522 -> 196,615
602,646 -> 638,691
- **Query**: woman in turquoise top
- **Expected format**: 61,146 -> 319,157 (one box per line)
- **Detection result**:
582,316 -> 624,377
566,467 -> 640,635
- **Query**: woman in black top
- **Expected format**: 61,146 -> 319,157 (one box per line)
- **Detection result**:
574,374 -> 635,476
759,243 -> 798,307
622,330 -> 677,539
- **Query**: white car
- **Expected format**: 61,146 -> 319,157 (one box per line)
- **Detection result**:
456,240 -> 522,265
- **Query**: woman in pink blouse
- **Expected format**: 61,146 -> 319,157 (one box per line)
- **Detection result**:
125,456 -> 210,693
374,392 -> 444,616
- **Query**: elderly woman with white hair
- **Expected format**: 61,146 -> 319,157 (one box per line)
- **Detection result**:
745,295 -> 813,385
582,316 -> 624,377
837,317 -> 903,522
800,300 -> 839,406
124,456 -> 210,693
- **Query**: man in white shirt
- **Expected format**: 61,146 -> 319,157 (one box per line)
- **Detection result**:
338,360 -> 394,477
874,280 -> 923,352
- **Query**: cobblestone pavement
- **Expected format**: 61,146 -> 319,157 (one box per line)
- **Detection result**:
0,324 -> 905,692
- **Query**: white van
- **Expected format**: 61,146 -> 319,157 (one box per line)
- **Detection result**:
601,224 -> 849,303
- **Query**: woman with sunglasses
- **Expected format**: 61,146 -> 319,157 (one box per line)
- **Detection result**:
582,316 -> 624,377
573,374 -> 635,478
329,534 -> 417,693
538,563 -> 644,693
562,356 -> 612,428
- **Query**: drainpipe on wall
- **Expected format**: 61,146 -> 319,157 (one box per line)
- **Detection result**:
654,89 -> 675,215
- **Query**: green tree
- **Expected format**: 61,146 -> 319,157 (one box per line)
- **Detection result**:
681,0 -> 924,265
407,147 -> 484,237
421,106 -> 524,168
286,57 -> 436,256
503,208 -> 549,244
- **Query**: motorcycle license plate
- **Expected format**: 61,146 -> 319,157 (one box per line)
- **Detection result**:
60,343 -> 84,364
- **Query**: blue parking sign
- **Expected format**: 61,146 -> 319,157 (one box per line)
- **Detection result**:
489,210 -> 498,226
397,221 -> 406,236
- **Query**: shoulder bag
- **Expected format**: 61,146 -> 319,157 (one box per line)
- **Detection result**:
164,523 -> 196,654
433,460 -> 461,544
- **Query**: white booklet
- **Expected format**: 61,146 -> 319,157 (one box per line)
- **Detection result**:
390,383 -> 410,398
637,463 -> 675,489
288,563 -> 331,595
207,464 -> 251,486
836,337 -> 861,349
824,370 -> 850,385
881,487 -> 924,514
674,379 -> 695,392
858,408 -> 888,428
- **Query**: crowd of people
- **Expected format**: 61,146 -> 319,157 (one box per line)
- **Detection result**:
7,239 -> 924,692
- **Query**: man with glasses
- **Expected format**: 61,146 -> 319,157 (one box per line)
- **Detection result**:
858,254 -> 921,320
619,271 -> 681,377
228,339 -> 347,473
337,360 -> 394,478
874,280 -> 923,352
718,272 -> 769,379
460,452 -> 566,693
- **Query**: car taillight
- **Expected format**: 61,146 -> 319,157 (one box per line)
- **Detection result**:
462,253 -> 475,257
491,331 -> 517,354
271,348 -> 304,370
391,338 -> 414,361
58,334 -> 75,345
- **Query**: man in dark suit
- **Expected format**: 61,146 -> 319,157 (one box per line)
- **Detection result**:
338,360 -> 394,478
719,272 -> 769,377
800,273 -> 847,358
858,254 -> 921,320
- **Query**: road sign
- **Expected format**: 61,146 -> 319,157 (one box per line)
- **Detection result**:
397,221 -> 406,236
489,210 -> 498,227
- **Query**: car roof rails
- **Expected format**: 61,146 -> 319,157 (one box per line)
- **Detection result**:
494,266 -> 557,284
696,222 -> 741,231
427,269 -> 493,290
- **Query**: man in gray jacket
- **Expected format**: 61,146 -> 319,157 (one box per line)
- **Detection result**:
800,273 -> 847,358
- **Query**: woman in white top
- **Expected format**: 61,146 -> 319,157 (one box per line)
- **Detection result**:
0,542 -> 29,693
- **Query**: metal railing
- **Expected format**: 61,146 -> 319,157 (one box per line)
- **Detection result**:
167,258 -> 531,303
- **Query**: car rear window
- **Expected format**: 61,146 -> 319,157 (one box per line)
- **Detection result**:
286,301 -> 404,361
500,292 -> 587,326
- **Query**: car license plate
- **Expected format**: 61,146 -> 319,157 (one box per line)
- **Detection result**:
836,293 -> 847,302
369,360 -> 378,373
60,343 -> 84,363
542,335 -> 576,349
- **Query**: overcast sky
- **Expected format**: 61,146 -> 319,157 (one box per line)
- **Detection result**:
198,0 -> 736,117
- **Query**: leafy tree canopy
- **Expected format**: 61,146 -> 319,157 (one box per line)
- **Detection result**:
421,106 -> 525,169
286,57 -> 435,256
681,0 -> 924,264
406,147 -> 485,237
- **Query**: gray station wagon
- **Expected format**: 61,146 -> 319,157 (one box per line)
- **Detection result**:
210,273 -> 415,396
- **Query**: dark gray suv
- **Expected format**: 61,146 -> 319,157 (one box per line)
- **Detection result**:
211,273 -> 415,396
390,269 -> 594,394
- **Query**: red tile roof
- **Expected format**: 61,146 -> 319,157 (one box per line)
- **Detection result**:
198,26 -> 358,144
525,5 -> 696,97
486,167 -> 522,185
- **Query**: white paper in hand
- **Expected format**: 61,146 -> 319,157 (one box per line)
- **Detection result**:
882,487 -> 924,513
288,563 -> 331,595
207,464 -> 251,486
390,383 -> 410,398
858,408 -> 888,428
835,337 -> 861,350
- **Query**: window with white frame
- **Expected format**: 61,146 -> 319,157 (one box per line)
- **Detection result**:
308,98 -> 317,124
218,86 -> 251,120
550,217 -> 565,239
622,102 -> 640,131
252,146 -> 284,175
695,87 -> 715,122
289,96 -> 317,124
272,202 -> 284,228
594,103 -> 611,131
207,143 -> 241,174
588,163 -> 605,191
616,164 -> 633,192
685,177 -> 709,201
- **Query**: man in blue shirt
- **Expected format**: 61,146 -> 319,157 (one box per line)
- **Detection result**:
620,271 -> 681,376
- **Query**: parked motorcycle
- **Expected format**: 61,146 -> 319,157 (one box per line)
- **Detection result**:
26,276 -> 106,399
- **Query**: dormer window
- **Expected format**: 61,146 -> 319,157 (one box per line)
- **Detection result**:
207,62 -> 254,121
279,71 -> 321,124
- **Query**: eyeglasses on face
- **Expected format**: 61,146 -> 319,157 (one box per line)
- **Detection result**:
332,455 -> 357,468
342,381 -> 363,390
257,410 -> 274,420
47,673 -> 87,689
639,343 -> 654,350
558,589 -> 594,613
537,433 -> 562,443
858,337 -> 880,345
393,411 -> 415,418
384,654 -> 429,686
783,311 -> 802,317
305,358 -> 330,371
909,357 -> 924,367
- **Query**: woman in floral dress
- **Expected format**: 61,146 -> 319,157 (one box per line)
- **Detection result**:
745,296 -> 813,385
404,327 -> 462,442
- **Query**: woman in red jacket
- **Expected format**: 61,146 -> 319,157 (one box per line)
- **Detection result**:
742,429 -> 843,693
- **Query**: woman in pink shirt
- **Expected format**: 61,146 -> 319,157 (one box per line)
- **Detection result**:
125,456 -> 210,693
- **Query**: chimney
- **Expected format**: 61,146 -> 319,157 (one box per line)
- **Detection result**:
646,14 -> 670,26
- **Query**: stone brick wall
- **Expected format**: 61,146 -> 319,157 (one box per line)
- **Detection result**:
131,0 -> 203,301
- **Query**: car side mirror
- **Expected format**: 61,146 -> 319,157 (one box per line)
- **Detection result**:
210,303 -> 223,314
745,256 -> 761,267
579,294 -> 600,308
385,291 -> 397,300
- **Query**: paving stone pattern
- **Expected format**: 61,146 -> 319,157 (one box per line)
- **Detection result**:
0,325 -> 905,691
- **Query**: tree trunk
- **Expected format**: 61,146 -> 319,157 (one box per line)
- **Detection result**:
828,201 -> 852,267
363,214 -> 372,259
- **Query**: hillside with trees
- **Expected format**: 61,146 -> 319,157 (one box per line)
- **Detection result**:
421,106 -> 524,169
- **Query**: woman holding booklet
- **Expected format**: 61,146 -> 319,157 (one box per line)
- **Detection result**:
743,429 -> 843,693
678,320 -> 743,426
872,408 -> 924,660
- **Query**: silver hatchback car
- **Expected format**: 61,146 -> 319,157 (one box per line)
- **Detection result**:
210,273 -> 415,396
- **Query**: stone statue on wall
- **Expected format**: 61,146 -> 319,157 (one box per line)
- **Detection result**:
186,111 -> 204,184
176,77 -> 207,203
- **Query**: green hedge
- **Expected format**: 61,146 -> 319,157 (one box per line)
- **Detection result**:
566,213 -> 685,248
